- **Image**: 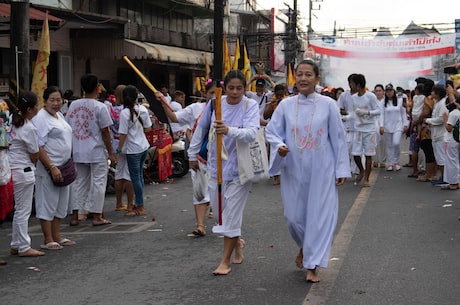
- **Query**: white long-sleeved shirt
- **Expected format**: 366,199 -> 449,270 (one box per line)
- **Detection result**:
426,97 -> 448,141
379,96 -> 409,133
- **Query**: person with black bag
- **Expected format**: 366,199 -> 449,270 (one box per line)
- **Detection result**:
32,86 -> 76,250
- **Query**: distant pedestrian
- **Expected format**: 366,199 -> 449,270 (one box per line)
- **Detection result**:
67,74 -> 115,226
379,83 -> 409,171
265,59 -> 350,283
116,85 -> 152,217
8,91 -> 44,256
33,86 -> 76,249
350,74 -> 380,187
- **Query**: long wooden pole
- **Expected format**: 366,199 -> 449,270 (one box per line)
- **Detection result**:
214,87 -> 223,225
122,55 -> 173,111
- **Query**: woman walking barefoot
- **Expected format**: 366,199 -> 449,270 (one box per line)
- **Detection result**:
188,70 -> 259,275
265,60 -> 350,282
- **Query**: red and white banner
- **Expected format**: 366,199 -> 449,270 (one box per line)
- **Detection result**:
309,34 -> 456,59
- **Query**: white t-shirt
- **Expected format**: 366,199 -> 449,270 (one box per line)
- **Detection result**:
66,98 -> 113,163
32,109 -> 73,168
118,104 -> 152,154
246,91 -> 273,119
337,90 -> 356,132
175,102 -> 207,132
445,109 -> 460,142
352,91 -> 380,132
8,120 -> 38,170
169,100 -> 184,134
411,94 -> 425,121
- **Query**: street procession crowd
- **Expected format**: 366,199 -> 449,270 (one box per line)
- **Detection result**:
1,60 -> 460,283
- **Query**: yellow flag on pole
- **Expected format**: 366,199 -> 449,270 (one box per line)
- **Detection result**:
31,14 -> 50,108
232,38 -> 240,70
242,43 -> 251,85
287,63 -> 295,87
223,32 -> 232,78
205,53 -> 210,80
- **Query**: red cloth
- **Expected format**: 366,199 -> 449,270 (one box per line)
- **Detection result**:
0,177 -> 14,220
157,135 -> 172,181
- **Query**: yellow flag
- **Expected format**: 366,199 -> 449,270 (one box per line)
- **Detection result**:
31,15 -> 50,108
232,38 -> 240,70
205,53 -> 210,80
287,63 -> 295,87
242,43 -> 251,85
223,32 -> 232,78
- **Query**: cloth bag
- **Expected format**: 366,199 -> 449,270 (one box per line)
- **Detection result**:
192,160 -> 208,202
0,150 -> 11,186
50,158 -> 77,187
236,127 -> 269,185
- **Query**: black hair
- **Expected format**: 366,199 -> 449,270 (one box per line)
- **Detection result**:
384,88 -> 397,107
295,59 -> 319,76
374,84 -> 384,91
224,70 -> 246,88
43,86 -> 62,101
80,74 -> 99,94
12,91 -> 38,128
431,84 -> 446,100
122,85 -> 143,126
350,74 -> 366,89
415,84 -> 424,94
205,80 -> 217,93
274,84 -> 285,92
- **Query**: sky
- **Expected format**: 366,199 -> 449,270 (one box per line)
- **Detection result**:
258,0 -> 459,36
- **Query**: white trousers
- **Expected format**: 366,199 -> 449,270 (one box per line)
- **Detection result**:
443,141 -> 460,184
383,131 -> 402,165
209,178 -> 251,238
71,162 -> 108,214
10,169 -> 35,253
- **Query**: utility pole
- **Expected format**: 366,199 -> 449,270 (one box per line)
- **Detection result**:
10,0 -> 30,96
213,0 -> 224,82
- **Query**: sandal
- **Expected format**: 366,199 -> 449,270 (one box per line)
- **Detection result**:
115,205 -> 128,211
40,242 -> 64,250
125,209 -> 137,216
92,218 -> 112,226
134,206 -> 147,216
192,224 -> 206,236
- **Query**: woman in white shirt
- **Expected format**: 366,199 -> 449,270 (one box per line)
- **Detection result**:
8,92 -> 44,257
33,86 -> 75,250
379,84 -> 409,171
188,70 -> 260,276
116,85 -> 152,216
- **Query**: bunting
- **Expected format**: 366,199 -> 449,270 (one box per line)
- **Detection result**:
31,14 -> 50,108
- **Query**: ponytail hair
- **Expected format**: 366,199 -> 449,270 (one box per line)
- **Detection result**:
122,85 -> 143,126
12,91 -> 38,128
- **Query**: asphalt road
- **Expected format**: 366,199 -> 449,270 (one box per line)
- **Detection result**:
0,150 -> 459,305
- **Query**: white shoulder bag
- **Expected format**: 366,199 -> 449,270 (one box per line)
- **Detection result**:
236,98 -> 269,185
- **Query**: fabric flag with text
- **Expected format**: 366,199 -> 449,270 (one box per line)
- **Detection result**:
223,32 -> 232,78
232,38 -> 240,70
31,14 -> 50,108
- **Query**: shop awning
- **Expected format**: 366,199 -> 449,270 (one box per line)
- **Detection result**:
0,3 -> 62,22
124,39 -> 213,65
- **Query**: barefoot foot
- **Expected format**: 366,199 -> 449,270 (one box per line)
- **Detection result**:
306,268 -> 320,283
233,239 -> 245,264
295,248 -> 303,269
213,263 -> 232,275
